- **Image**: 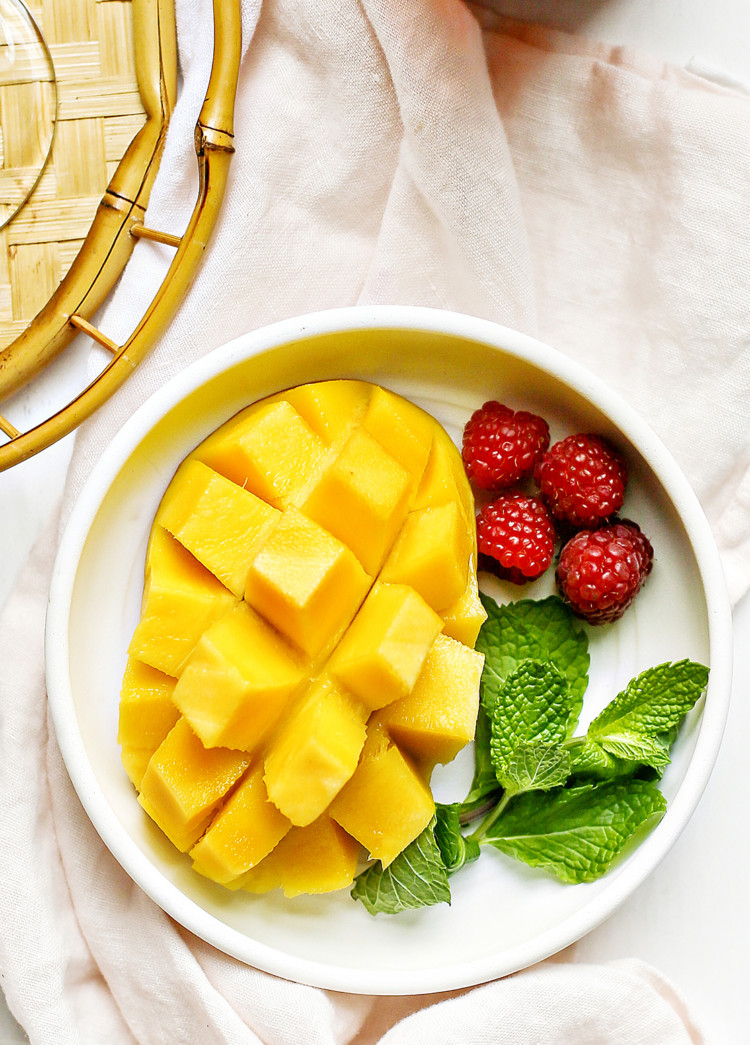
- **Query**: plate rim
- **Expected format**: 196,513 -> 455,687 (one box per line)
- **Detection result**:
45,304 -> 734,995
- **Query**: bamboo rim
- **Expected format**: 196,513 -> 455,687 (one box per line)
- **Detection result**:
0,0 -> 241,471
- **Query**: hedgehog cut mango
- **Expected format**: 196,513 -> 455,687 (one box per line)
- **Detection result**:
120,379 -> 485,896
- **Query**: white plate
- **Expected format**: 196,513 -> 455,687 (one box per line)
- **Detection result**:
45,305 -> 733,995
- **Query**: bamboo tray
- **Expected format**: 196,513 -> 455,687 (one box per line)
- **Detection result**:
0,0 -> 241,471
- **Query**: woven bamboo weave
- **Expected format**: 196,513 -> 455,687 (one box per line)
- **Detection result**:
0,0 -> 241,471
0,0 -> 147,351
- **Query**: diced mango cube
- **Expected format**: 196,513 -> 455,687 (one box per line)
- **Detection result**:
381,502 -> 470,612
128,527 -> 236,676
281,380 -> 371,444
361,386 -> 434,485
328,737 -> 434,866
156,459 -> 280,598
375,634 -> 483,766
172,602 -> 307,750
196,400 -> 328,509
329,583 -> 443,711
120,747 -> 155,790
189,764 -> 291,884
118,657 -> 179,751
300,428 -> 412,575
138,718 -> 250,851
263,676 -> 367,826
441,569 -> 487,647
240,814 -> 362,897
413,429 -> 475,527
244,506 -> 371,657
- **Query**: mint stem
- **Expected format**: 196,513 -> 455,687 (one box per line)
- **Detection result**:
562,736 -> 586,752
468,790 -> 514,844
459,792 -> 501,826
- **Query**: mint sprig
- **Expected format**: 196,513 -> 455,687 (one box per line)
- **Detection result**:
352,593 -> 709,915
481,781 -> 667,883
583,660 -> 709,771
465,595 -> 589,808
476,594 -> 590,720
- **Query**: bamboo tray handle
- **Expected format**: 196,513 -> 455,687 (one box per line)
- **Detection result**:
0,0 -> 241,471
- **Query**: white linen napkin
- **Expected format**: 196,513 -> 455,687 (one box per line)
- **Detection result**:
3,0 -> 750,1039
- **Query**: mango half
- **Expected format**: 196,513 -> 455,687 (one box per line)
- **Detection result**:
120,380 -> 485,897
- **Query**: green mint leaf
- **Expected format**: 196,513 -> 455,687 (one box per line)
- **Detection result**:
567,737 -> 640,781
490,660 -> 576,790
594,732 -> 672,767
588,660 -> 708,769
467,594 -> 588,809
435,803 -> 480,873
496,741 -> 572,794
483,780 -> 667,884
476,593 -> 589,732
350,817 -> 451,915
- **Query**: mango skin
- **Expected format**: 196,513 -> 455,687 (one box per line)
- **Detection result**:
120,380 -> 485,896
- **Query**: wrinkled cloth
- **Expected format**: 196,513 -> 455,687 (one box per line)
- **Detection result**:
3,0 -> 750,1040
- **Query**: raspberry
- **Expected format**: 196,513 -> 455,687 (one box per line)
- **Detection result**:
476,494 -> 557,584
462,401 -> 550,491
556,519 -> 653,625
535,433 -> 627,529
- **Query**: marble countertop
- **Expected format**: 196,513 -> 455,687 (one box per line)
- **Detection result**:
1,1 -> 748,1041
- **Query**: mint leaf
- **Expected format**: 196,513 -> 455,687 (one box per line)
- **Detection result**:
490,660 -> 575,792
476,594 -> 589,730
483,781 -> 667,884
591,732 -> 672,767
567,736 -> 640,781
435,804 -> 480,873
351,817 -> 451,915
497,741 -> 572,794
587,660 -> 708,770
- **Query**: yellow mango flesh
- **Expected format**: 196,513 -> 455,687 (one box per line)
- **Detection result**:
157,458 -> 280,598
172,601 -> 307,750
263,676 -> 367,826
197,399 -> 328,509
380,502 -> 470,613
127,527 -> 236,676
329,582 -> 443,712
328,732 -> 435,867
245,506 -> 371,658
118,657 -> 180,750
280,380 -> 370,444
118,657 -> 180,787
138,718 -> 250,851
122,379 -> 485,895
375,634 -> 484,766
361,385 -> 434,486
441,569 -> 487,647
240,814 -> 362,897
300,427 -> 412,576
190,765 -> 291,884
120,748 -> 155,791
413,427 -> 475,524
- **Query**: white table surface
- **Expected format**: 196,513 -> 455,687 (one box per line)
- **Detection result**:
1,1 -> 749,1042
